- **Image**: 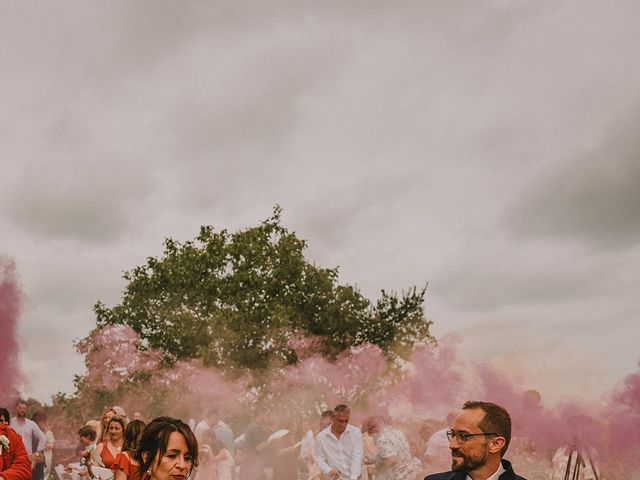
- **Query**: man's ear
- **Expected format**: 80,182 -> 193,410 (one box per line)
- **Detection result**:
488,437 -> 505,455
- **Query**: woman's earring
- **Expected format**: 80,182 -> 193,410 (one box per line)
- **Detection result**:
147,468 -> 152,477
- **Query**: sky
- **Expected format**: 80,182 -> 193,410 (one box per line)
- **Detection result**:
1,0 -> 639,405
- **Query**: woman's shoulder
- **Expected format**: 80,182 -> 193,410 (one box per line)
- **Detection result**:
111,451 -> 132,471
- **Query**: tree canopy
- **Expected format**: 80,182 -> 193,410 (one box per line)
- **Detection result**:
94,207 -> 433,374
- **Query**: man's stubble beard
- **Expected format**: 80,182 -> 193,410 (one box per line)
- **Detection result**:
450,446 -> 488,472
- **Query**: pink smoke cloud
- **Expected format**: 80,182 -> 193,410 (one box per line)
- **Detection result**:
0,257 -> 23,406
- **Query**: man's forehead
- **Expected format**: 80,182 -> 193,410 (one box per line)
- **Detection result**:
452,408 -> 486,431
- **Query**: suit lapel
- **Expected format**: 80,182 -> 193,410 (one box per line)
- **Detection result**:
447,472 -> 465,480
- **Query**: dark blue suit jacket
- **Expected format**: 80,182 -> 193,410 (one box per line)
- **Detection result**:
425,459 -> 527,480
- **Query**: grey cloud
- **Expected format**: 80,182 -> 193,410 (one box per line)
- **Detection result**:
294,170 -> 425,252
7,153 -> 152,244
433,239 -> 630,312
508,106 -> 640,249
24,259 -> 114,316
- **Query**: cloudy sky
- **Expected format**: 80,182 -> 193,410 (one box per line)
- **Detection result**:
1,0 -> 639,405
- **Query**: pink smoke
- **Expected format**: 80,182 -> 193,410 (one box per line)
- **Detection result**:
0,257 -> 23,406
74,324 -> 640,476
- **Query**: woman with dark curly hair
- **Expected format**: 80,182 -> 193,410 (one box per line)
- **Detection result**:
135,417 -> 198,480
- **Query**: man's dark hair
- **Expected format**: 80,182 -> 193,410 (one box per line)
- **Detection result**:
334,404 -> 350,413
462,401 -> 511,456
135,417 -> 199,474
15,399 -> 27,407
78,425 -> 97,441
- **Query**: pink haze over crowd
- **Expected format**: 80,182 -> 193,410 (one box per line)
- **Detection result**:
3,259 -> 640,475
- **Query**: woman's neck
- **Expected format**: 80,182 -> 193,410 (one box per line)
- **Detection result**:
110,438 -> 123,448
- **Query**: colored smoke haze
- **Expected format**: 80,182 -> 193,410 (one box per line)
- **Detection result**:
0,257 -> 23,405
81,326 -> 640,474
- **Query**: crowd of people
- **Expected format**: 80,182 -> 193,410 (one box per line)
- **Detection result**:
0,399 -> 602,480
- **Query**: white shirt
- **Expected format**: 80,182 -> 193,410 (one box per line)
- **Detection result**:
314,424 -> 363,480
299,429 -> 314,460
194,419 -> 210,443
10,417 -> 46,455
465,461 -> 505,480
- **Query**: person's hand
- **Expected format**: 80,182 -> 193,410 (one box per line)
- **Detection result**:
328,468 -> 341,479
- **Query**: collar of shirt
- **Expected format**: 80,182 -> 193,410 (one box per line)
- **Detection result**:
465,461 -> 505,480
323,423 -> 358,441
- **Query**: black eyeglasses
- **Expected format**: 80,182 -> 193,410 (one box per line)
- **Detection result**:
446,430 -> 498,443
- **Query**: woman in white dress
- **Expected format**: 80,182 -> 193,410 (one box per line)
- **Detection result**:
33,412 -> 55,479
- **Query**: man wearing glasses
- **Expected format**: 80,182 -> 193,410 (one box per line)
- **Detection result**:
425,401 -> 526,480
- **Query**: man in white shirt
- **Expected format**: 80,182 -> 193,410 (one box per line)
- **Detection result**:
315,404 -> 363,480
301,410 -> 335,478
10,399 -> 47,480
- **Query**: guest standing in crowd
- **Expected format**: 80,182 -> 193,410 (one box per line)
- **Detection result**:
97,415 -> 126,469
10,401 -> 46,480
112,420 -> 145,480
314,405 -> 363,480
99,409 -> 117,443
31,413 -> 53,480
371,417 -> 418,480
135,417 -> 198,480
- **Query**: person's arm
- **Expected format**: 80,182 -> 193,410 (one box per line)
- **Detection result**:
313,434 -> 335,477
348,430 -> 363,480
277,442 -> 301,457
34,424 -> 47,453
211,449 -> 227,463
376,454 -> 399,470
45,431 -> 55,450
89,446 -> 106,468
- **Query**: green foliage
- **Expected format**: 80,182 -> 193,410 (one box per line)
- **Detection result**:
94,207 -> 433,373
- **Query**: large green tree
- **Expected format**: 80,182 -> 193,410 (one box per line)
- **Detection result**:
95,207 -> 433,373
